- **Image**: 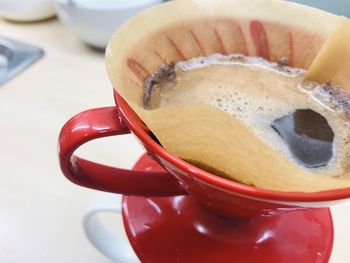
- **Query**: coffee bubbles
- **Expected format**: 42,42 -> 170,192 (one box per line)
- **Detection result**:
143,54 -> 350,178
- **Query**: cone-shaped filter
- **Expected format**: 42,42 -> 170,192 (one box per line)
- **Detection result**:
106,0 -> 350,192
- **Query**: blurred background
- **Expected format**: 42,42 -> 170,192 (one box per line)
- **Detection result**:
0,0 -> 349,263
289,0 -> 350,17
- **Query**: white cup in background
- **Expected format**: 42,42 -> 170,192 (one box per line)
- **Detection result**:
0,0 -> 56,22
54,0 -> 164,49
83,192 -> 139,263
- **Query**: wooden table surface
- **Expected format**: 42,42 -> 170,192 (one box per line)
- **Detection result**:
0,18 -> 349,263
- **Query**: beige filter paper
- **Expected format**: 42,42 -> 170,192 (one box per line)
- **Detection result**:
307,16 -> 350,90
106,0 -> 350,192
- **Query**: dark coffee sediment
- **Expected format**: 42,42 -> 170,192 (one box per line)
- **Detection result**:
143,63 -> 176,107
271,109 -> 334,168
142,54 -> 350,178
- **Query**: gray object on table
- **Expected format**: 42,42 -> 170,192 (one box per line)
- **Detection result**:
0,37 -> 43,86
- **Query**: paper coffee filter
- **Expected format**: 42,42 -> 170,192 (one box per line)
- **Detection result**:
106,0 -> 350,192
307,17 -> 350,90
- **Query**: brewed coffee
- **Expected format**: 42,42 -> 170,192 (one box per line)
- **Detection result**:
143,54 -> 350,178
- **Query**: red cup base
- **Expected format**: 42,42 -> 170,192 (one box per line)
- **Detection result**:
122,154 -> 334,263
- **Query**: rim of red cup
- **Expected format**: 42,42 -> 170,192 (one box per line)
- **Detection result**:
114,91 -> 350,203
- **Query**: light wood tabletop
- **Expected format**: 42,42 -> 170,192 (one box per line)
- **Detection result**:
0,18 -> 349,263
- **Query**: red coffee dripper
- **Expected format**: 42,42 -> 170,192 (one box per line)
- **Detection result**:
58,92 -> 345,262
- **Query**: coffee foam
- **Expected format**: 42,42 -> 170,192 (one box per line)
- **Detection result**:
147,54 -> 350,178
176,53 -> 304,77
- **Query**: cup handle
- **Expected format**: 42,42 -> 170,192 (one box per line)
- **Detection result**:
83,192 -> 139,263
58,107 -> 186,196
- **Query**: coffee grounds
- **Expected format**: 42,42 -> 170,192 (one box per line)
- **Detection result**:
319,81 -> 350,116
143,63 -> 176,108
277,56 -> 289,67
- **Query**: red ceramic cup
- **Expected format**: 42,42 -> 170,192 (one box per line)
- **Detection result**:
58,91 -> 350,219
